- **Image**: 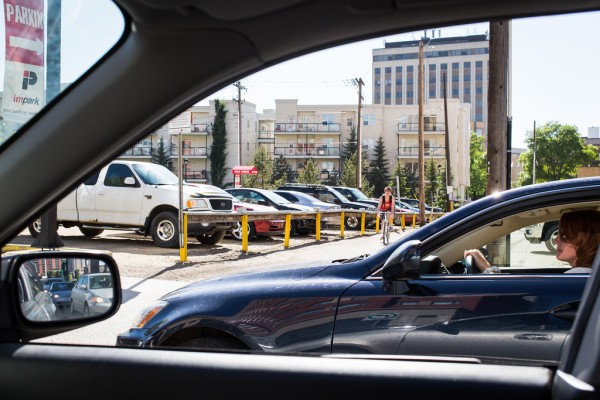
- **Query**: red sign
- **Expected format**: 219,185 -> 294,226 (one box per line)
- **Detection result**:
232,166 -> 258,175
4,0 -> 45,66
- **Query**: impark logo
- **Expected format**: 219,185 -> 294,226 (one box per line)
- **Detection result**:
22,70 -> 37,90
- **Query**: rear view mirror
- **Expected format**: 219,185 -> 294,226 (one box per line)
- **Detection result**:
3,251 -> 121,326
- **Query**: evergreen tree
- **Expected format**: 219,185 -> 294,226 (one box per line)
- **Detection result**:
152,137 -> 171,167
405,167 -> 418,199
391,162 -> 409,198
209,100 -> 228,187
296,158 -> 320,184
369,136 -> 390,195
272,154 -> 291,184
341,126 -> 357,161
424,159 -> 439,207
243,145 -> 273,188
340,153 -> 357,187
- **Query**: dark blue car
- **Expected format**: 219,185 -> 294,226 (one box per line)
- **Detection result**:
117,177 -> 599,366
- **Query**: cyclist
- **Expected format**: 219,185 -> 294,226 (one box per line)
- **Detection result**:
377,186 -> 396,232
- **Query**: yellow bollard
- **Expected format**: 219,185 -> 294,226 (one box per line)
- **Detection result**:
284,214 -> 291,248
241,214 -> 248,253
412,213 -> 416,227
340,211 -> 345,238
360,211 -> 365,235
376,213 -> 380,233
180,213 -> 188,262
316,212 -> 321,241
401,213 -> 406,230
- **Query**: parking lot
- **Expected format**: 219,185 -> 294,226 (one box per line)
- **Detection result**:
11,225 -> 405,282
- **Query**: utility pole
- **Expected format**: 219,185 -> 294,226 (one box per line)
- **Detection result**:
443,73 -> 451,211
233,81 -> 246,166
33,0 -> 64,248
486,20 -> 509,195
353,78 -> 364,189
418,40 -> 425,226
487,20 -> 510,269
532,120 -> 537,184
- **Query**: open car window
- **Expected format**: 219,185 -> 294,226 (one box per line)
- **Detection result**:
0,1 -> 598,376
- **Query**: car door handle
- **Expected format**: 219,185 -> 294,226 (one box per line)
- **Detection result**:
550,301 -> 580,321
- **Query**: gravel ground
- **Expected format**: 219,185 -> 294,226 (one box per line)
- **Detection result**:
10,227 -> 416,283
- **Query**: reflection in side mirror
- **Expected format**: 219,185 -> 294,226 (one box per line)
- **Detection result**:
16,253 -> 118,323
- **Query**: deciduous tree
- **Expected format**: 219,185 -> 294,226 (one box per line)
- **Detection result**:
518,122 -> 598,185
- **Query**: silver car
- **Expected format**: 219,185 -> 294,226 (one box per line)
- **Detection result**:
273,190 -> 340,224
70,273 -> 113,316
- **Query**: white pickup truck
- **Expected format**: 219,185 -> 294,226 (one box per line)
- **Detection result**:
29,161 -> 235,248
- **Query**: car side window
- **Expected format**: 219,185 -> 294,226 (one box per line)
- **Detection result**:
104,164 -> 136,187
83,170 -> 100,186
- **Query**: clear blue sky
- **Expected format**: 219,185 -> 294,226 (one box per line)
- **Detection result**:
2,2 -> 598,150
199,11 -> 600,149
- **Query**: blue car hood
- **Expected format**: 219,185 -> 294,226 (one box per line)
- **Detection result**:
161,259 -> 371,302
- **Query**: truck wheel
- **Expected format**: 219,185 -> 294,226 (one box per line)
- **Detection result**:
28,218 -> 42,237
345,215 -> 360,230
544,226 -> 559,254
79,227 -> 104,237
196,230 -> 226,245
231,222 -> 256,241
150,211 -> 179,248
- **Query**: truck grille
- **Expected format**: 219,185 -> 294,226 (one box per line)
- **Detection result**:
210,198 -> 233,211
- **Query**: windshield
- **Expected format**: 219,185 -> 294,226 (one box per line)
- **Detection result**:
50,282 -> 73,291
132,163 -> 179,185
348,188 -> 369,200
0,0 -> 124,148
261,190 -> 292,204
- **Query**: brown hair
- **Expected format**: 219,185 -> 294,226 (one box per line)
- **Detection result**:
559,210 -> 600,267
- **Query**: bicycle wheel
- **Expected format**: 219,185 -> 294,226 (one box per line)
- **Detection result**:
382,220 -> 389,245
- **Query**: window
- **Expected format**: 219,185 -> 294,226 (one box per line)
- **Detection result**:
103,164 -> 136,187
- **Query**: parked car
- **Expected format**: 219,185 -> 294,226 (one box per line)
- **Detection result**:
47,281 -> 75,310
401,197 -> 443,213
226,188 -> 316,235
524,220 -> 559,253
273,190 -> 340,227
277,183 -> 376,230
2,1 -> 600,399
70,273 -> 114,317
229,199 -> 285,241
117,177 -> 597,366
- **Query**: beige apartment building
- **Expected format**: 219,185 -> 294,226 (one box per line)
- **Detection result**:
121,97 -> 472,202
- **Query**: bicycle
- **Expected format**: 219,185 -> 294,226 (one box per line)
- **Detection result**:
380,211 -> 391,245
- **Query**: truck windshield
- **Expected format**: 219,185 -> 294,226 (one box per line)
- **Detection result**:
132,164 -> 179,185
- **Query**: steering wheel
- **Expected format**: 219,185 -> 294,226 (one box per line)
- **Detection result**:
464,254 -> 475,274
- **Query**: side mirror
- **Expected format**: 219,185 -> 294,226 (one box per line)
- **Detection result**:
2,250 -> 121,342
124,176 -> 136,185
382,240 -> 422,281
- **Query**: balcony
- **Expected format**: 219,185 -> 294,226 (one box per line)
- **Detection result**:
274,122 -> 341,133
274,145 -> 340,157
183,170 -> 208,181
397,122 -> 446,133
121,146 -> 153,157
398,146 -> 446,158
170,146 -> 208,157
258,131 -> 275,142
